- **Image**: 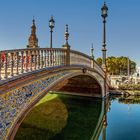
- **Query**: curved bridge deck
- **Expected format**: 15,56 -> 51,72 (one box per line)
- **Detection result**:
0,47 -> 109,140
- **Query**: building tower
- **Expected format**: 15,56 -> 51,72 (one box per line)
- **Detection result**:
27,18 -> 39,48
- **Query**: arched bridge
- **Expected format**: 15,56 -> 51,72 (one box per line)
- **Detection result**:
0,47 -> 109,140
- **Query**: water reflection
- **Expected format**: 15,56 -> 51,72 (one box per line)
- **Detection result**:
15,93 -> 104,140
98,95 -> 140,140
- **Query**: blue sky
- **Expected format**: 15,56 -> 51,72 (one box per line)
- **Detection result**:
0,0 -> 140,66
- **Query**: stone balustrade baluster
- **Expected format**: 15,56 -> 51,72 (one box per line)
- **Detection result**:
34,50 -> 37,70
30,50 -> 32,71
44,50 -> 47,67
25,51 -> 28,72
47,50 -> 49,67
52,50 -> 54,66
59,50 -> 61,65
65,50 -> 67,65
41,50 -> 43,68
49,50 -> 51,67
57,50 -> 59,66
37,50 -> 40,69
64,50 -> 67,65
60,50 -> 62,65
21,51 -> 24,73
63,50 -> 65,65
16,51 -> 19,75
57,50 -> 59,65
61,50 -> 64,65
10,52 -> 14,77
4,52 -> 8,79
54,49 -> 56,66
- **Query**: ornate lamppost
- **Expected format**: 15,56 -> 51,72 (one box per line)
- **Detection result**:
49,16 -> 55,48
101,2 -> 108,71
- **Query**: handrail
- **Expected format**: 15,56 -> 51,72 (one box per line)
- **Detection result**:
0,47 -> 65,53
0,47 -> 105,81
70,49 -> 104,76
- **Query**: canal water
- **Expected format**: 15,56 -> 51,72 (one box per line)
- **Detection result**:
15,93 -> 140,140
98,95 -> 140,140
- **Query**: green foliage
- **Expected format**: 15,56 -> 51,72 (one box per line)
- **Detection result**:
96,57 -> 102,66
119,84 -> 140,90
96,56 -> 136,75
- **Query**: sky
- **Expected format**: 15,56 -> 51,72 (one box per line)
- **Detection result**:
0,0 -> 140,66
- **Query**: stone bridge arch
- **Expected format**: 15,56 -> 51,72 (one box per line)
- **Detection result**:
53,73 -> 104,98
0,66 -> 105,140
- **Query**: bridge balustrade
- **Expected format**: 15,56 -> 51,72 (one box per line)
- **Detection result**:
70,50 -> 91,67
94,62 -> 105,77
0,48 -> 105,81
0,48 -> 67,80
70,50 -> 105,77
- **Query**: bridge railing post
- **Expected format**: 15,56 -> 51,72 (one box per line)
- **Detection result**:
44,50 -> 47,67
62,44 -> 70,66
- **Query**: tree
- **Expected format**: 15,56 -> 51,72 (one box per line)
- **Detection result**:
96,56 -> 136,75
96,57 -> 102,66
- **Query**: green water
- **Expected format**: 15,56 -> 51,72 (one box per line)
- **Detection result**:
15,94 -> 140,140
14,93 -> 102,140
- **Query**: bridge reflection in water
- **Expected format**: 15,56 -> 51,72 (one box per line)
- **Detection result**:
14,93 -> 110,140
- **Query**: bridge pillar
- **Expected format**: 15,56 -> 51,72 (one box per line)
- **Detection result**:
62,44 -> 70,65
62,24 -> 70,66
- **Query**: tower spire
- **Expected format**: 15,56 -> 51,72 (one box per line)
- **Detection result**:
27,18 -> 38,48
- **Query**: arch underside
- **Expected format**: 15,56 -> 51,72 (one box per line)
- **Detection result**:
53,75 -> 102,98
0,66 -> 105,140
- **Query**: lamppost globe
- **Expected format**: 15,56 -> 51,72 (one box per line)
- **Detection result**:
49,16 -> 55,29
101,2 -> 108,18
